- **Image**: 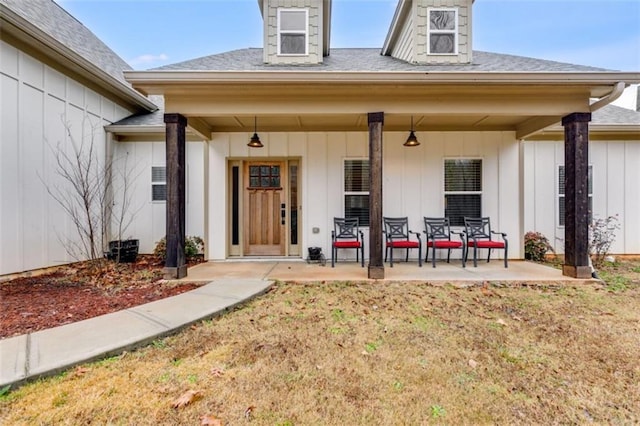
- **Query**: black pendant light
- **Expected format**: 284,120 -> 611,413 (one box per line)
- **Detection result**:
247,116 -> 263,148
404,116 -> 420,147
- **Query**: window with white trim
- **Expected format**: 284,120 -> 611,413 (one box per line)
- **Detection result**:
277,9 -> 308,55
444,159 -> 482,226
344,159 -> 369,226
558,165 -> 593,227
428,8 -> 458,55
151,166 -> 166,202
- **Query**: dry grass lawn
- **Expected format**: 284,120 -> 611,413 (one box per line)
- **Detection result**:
2,262 -> 639,425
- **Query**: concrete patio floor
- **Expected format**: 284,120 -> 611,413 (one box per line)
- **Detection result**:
175,259 -> 595,285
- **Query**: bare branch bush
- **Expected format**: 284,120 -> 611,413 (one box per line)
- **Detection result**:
42,114 -> 140,269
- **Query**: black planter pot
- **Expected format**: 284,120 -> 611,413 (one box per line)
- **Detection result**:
105,239 -> 139,263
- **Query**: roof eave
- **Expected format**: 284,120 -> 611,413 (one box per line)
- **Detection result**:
1,4 -> 157,113
382,0 -> 411,56
124,70 -> 640,88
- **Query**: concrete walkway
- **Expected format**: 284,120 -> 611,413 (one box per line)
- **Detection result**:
0,278 -> 273,389
1,260 -> 591,389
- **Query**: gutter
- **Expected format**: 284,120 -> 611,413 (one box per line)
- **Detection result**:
1,5 -> 156,113
590,81 -> 626,112
124,70 -> 640,86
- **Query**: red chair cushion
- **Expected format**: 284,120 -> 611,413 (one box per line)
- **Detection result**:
334,241 -> 361,248
467,240 -> 505,249
386,241 -> 420,249
428,241 -> 462,248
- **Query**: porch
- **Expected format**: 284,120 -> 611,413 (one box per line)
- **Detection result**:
174,260 -> 594,285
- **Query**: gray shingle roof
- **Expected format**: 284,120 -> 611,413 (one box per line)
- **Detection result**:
592,104 -> 640,125
2,0 -> 133,88
153,48 -> 611,72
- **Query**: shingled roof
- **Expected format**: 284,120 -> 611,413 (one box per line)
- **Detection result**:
153,47 -> 610,73
1,0 -> 155,111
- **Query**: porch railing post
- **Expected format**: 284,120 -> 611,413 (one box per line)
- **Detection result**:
368,112 -> 385,279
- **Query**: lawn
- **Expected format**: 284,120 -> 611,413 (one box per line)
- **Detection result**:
1,261 -> 639,425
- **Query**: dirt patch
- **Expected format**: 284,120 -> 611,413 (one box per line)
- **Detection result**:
0,256 -> 202,339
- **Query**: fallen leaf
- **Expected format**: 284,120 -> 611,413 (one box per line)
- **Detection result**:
244,405 -> 256,420
201,414 -> 223,425
74,367 -> 89,377
210,367 -> 225,377
172,390 -> 203,409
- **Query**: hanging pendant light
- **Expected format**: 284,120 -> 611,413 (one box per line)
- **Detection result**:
247,116 -> 263,148
404,116 -> 420,147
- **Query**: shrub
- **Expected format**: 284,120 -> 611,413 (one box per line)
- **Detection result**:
524,231 -> 554,262
153,236 -> 204,262
589,215 -> 619,267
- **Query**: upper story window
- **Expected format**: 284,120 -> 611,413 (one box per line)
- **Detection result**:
427,8 -> 458,55
278,9 -> 308,55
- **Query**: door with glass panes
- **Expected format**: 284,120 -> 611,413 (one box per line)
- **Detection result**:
243,162 -> 286,255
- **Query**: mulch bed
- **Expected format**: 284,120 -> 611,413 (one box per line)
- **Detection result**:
0,256 -> 202,339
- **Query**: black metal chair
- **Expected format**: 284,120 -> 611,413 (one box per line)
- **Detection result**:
331,217 -> 365,267
383,217 -> 422,267
423,217 -> 465,268
463,217 -> 508,268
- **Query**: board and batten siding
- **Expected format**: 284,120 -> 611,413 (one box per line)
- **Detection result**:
263,0 -> 323,64
0,40 -> 132,276
111,141 -> 207,255
206,130 -> 521,261
523,140 -> 640,255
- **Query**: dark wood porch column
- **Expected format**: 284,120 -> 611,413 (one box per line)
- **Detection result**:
368,112 -> 384,279
164,113 -> 187,279
562,112 -> 592,278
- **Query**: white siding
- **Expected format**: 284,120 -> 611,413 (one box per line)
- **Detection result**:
111,141 -> 207,255
0,40 -> 133,275
524,140 -> 640,255
390,7 -> 414,63
203,130 -> 521,261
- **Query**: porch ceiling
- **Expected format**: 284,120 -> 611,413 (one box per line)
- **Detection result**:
126,75 -> 634,139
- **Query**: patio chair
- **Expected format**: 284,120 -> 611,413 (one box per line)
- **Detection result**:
423,217 -> 465,268
463,217 -> 508,268
383,217 -> 422,267
331,217 -> 365,267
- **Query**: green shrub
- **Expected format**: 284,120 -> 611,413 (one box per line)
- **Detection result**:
153,236 -> 204,261
524,231 -> 554,262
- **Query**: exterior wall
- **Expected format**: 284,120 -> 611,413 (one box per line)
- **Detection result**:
111,140 -> 207,254
0,40 -> 132,276
263,0 -> 323,65
389,7 -> 414,63
523,140 -> 640,255
414,0 -> 473,65
207,130 -> 522,261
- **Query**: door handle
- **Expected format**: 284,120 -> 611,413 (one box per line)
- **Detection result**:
281,203 -> 286,225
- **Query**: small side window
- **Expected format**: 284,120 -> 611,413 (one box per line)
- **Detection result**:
152,166 -> 166,202
558,165 -> 593,227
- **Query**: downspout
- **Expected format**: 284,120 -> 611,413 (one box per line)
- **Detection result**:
590,81 -> 626,112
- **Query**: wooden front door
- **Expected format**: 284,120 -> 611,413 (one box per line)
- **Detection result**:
243,162 -> 286,256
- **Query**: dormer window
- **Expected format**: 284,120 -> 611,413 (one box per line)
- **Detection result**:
427,8 -> 458,55
277,9 -> 308,55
